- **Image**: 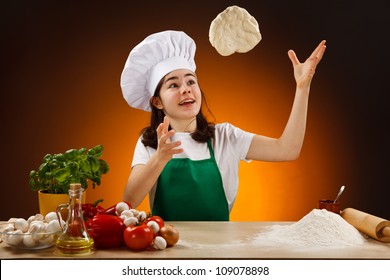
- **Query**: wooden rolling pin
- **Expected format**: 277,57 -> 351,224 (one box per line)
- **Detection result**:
341,208 -> 390,243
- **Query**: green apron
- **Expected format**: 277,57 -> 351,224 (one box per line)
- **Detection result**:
152,140 -> 229,221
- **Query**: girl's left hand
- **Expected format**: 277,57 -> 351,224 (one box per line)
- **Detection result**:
288,40 -> 326,89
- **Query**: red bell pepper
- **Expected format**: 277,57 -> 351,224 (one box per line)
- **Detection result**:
82,198 -> 106,219
89,214 -> 125,249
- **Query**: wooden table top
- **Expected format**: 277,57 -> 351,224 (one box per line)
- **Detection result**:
1,222 -> 389,259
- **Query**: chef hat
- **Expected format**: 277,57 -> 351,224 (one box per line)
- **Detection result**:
120,30 -> 196,112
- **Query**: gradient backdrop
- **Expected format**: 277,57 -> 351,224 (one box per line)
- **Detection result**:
2,1 -> 389,221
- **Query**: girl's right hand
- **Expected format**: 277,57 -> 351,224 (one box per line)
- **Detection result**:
288,40 -> 326,89
155,116 -> 183,163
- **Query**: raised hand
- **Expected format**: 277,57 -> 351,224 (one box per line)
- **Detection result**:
288,40 -> 326,89
155,116 -> 183,163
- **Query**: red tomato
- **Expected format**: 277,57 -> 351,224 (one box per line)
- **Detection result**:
146,215 -> 164,229
68,219 -> 84,237
123,224 -> 153,250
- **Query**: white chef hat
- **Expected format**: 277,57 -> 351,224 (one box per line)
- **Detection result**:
120,30 -> 197,112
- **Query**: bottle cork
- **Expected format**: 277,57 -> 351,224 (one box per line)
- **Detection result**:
70,183 -> 82,191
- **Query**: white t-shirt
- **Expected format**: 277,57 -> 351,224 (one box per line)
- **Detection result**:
131,122 -> 255,211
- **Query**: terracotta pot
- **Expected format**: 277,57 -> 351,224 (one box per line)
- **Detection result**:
38,190 -> 86,219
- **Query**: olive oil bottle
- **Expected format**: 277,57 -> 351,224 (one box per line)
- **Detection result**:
55,183 -> 94,255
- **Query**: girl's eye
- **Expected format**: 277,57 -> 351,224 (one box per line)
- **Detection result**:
167,79 -> 196,89
187,79 -> 196,85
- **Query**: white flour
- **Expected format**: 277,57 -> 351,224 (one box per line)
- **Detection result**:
252,209 -> 367,247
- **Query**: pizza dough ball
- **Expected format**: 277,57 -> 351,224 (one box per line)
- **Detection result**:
209,5 -> 261,56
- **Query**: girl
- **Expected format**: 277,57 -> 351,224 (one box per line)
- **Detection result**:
120,30 -> 326,221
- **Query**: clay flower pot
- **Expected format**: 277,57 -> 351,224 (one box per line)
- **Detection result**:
38,190 -> 86,218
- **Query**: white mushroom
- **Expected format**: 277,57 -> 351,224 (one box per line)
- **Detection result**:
1,225 -> 15,243
29,219 -> 45,229
123,217 -> 139,227
44,212 -> 58,223
153,236 -> 167,250
129,209 -> 139,216
23,234 -> 38,248
7,230 -> 23,246
7,218 -> 17,224
29,221 -> 46,241
27,215 -> 37,224
115,202 -> 130,215
0,223 -> 14,233
35,213 -> 44,221
121,209 -> 134,218
137,211 -> 147,222
38,234 -> 54,246
45,219 -> 63,233
147,220 -> 160,234
14,218 -> 29,233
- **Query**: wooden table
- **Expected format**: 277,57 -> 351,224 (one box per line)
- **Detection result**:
1,222 -> 389,259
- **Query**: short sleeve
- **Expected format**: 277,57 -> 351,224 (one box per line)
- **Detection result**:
214,123 -> 255,162
131,137 -> 155,167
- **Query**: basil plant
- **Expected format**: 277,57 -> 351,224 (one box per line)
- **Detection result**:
29,145 -> 109,194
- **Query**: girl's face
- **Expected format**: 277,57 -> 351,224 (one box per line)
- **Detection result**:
152,69 -> 202,124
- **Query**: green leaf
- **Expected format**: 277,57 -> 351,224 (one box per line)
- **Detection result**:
43,154 -> 52,162
44,171 -> 53,181
99,159 -> 109,174
93,177 -> 101,185
29,170 -> 37,179
89,145 -> 103,157
67,162 -> 78,173
64,149 -> 78,160
80,178 -> 88,189
89,157 -> 100,172
37,163 -> 49,177
53,153 -> 64,160
80,159 -> 91,173
29,179 -> 37,190
53,168 -> 71,183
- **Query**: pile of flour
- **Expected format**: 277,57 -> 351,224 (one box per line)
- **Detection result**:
252,209 -> 367,247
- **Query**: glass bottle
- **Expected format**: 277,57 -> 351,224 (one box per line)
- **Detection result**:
55,183 -> 94,255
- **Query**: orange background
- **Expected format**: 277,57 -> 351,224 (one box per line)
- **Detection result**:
2,1 -> 389,221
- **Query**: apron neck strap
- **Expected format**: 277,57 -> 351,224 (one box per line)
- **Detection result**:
207,139 -> 215,159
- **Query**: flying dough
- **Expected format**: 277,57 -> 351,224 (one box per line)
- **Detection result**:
209,6 -> 261,56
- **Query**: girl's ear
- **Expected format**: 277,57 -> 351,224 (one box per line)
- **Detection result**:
151,97 -> 164,109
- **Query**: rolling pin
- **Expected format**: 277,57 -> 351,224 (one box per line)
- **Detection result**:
341,208 -> 390,243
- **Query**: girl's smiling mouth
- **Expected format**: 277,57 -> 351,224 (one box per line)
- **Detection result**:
179,98 -> 195,106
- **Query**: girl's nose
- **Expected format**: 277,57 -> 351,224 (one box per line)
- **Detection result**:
180,84 -> 190,94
